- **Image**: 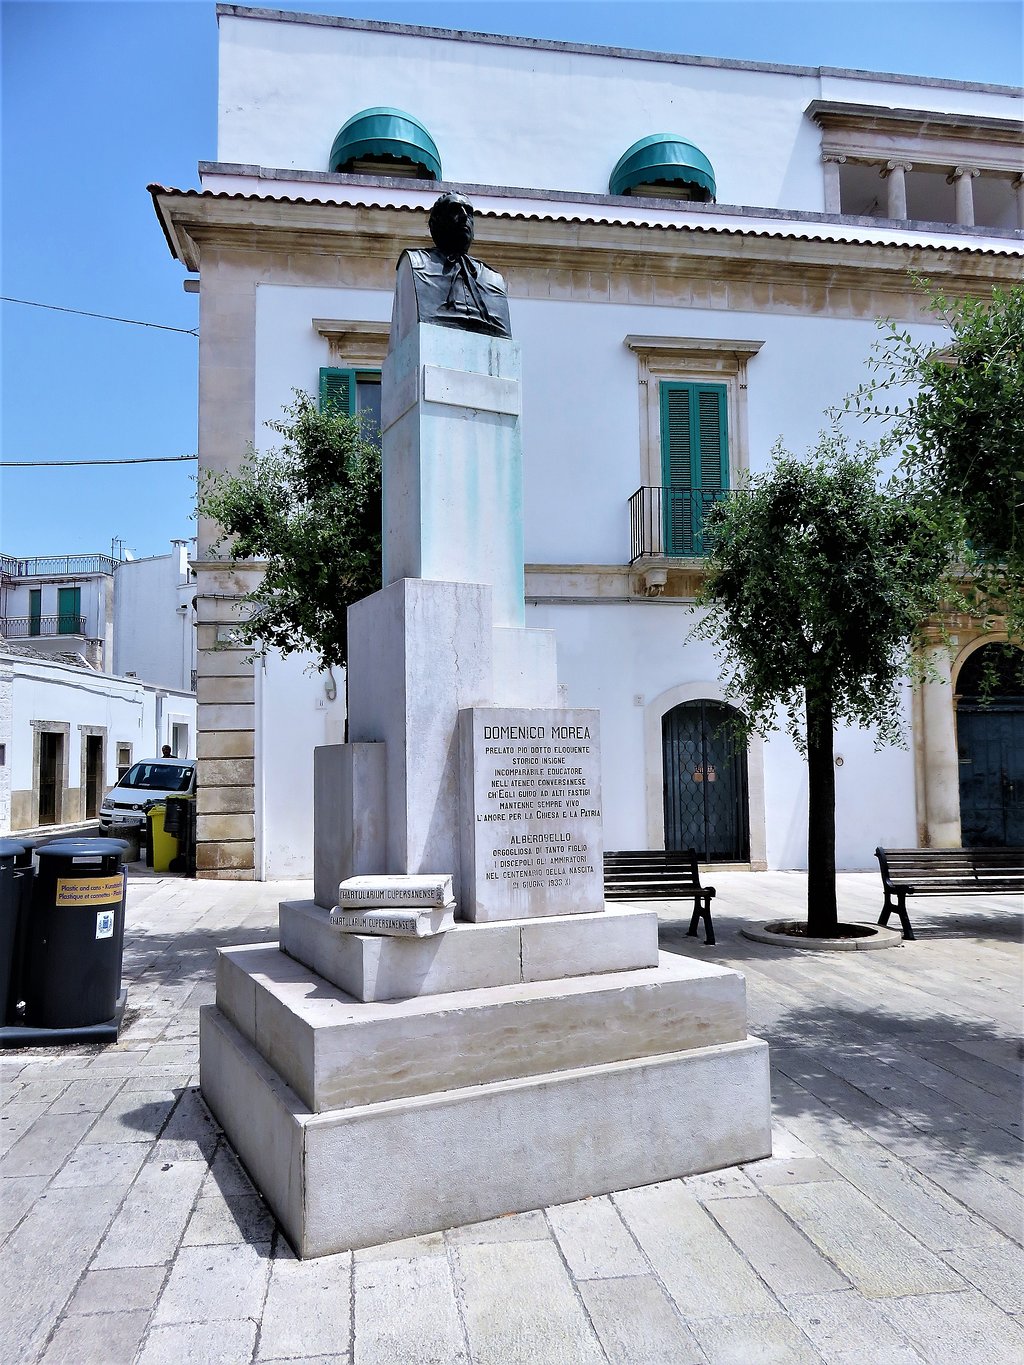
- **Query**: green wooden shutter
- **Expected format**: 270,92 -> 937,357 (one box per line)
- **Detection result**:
660,382 -> 729,554
29,588 -> 41,636
58,586 -> 81,634
319,367 -> 356,415
697,388 -> 728,493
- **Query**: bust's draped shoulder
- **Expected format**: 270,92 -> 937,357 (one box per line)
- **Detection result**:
391,248 -> 512,343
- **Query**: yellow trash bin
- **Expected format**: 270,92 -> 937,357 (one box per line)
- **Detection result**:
146,804 -> 179,873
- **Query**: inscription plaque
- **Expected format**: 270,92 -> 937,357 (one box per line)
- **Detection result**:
329,906 -> 455,938
459,707 -> 604,922
337,875 -> 454,908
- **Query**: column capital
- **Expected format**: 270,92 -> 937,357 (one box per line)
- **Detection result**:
948,165 -> 980,183
820,152 -> 847,166
883,159 -> 913,177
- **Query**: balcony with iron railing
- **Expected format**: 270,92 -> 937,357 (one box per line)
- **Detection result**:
1,614 -> 89,639
0,553 -> 119,579
628,486 -> 731,562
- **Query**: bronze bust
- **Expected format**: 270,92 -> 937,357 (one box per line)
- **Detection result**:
393,193 -> 512,339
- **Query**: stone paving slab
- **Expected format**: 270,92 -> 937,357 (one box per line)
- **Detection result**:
0,868 -> 1020,1362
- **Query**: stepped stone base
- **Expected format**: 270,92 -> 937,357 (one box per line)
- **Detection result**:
201,1003 -> 769,1258
199,937 -> 771,1258
279,898 -> 659,1002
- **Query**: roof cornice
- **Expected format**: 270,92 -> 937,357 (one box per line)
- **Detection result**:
807,99 -> 1024,145
149,182 -> 1023,297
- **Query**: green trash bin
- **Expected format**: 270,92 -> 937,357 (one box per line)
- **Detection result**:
23,839 -> 128,1029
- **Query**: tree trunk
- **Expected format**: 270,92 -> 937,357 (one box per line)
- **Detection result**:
805,687 -> 838,935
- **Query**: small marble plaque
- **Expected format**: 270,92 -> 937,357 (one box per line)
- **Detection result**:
337,875 -> 455,908
422,364 -> 520,415
329,906 -> 456,938
460,707 -> 604,921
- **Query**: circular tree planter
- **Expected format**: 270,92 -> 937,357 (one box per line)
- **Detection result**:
740,920 -> 903,951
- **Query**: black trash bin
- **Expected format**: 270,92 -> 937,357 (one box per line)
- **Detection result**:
165,795 -> 197,876
23,839 -> 128,1029
0,840 -> 27,1025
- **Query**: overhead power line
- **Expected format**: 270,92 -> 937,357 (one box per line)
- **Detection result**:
1,455 -> 198,468
1,295 -> 198,337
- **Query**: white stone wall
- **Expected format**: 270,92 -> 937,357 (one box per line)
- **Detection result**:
254,281 -> 943,568
113,544 -> 197,692
217,12 -> 1020,208
526,599 -> 917,871
256,650 -> 345,879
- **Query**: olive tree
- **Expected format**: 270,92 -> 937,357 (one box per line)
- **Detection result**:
693,433 -> 963,935
197,391 -> 382,672
844,283 -> 1024,643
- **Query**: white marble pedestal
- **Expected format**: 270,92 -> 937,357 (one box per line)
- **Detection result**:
200,915 -> 770,1256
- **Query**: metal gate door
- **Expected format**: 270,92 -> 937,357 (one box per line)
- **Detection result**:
662,700 -> 749,860
957,644 -> 1024,848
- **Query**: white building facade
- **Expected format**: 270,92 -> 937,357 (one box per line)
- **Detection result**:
113,540 -> 198,694
0,543 -> 198,834
151,5 -> 1024,879
0,649 -> 196,834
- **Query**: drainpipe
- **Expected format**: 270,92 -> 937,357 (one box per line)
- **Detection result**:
154,690 -> 166,754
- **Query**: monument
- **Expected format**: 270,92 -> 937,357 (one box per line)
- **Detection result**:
199,195 -> 771,1257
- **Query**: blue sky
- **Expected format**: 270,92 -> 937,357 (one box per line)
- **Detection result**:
2,0 -> 1021,560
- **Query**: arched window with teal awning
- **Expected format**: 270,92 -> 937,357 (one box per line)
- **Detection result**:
329,107 -> 442,180
610,135 -> 716,201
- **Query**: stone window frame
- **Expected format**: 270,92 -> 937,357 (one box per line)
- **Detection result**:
313,319 -> 391,371
625,333 -> 764,508
313,319 -> 390,426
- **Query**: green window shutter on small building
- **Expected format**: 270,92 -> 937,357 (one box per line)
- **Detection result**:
319,367 -> 357,416
660,382 -> 729,554
57,585 -> 81,635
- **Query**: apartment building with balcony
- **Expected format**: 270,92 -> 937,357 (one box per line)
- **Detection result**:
0,553 -> 117,670
150,5 -> 1023,879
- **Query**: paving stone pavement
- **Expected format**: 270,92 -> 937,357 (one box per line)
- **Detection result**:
1,867 -> 1021,1364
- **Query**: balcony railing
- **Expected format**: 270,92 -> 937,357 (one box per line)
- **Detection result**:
629,487 -> 731,562
0,553 -> 119,578
1,614 -> 88,638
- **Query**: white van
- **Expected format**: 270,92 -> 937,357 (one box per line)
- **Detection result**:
99,758 -> 197,834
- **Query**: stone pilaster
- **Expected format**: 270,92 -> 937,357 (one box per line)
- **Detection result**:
918,646 -> 962,848
821,154 -> 846,214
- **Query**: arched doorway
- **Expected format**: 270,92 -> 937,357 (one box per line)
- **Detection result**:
662,700 -> 749,860
956,643 -> 1024,847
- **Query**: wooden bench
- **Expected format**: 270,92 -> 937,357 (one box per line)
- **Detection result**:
604,849 -> 716,945
875,846 -> 1024,940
